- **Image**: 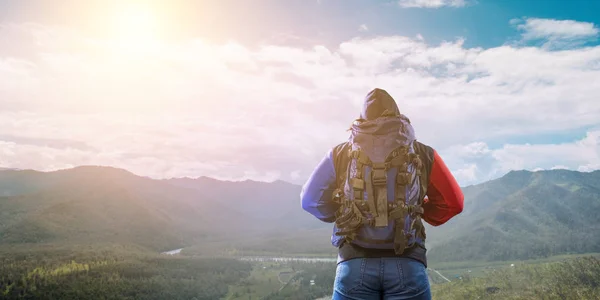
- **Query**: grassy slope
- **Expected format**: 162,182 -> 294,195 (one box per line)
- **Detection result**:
217,253 -> 600,300
431,256 -> 600,300
429,252 -> 600,278
223,263 -> 294,300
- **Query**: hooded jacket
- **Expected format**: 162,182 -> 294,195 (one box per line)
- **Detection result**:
300,88 -> 464,266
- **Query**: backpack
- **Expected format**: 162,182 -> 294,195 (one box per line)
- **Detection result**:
332,114 -> 427,255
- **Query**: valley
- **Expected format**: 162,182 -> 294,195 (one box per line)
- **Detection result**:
1,166 -> 600,299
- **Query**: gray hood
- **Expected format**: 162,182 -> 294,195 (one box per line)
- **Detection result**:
360,88 -> 401,121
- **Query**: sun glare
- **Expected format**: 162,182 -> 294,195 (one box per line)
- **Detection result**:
110,4 -> 163,56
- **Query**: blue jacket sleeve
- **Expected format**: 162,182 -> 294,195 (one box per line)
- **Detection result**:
300,149 -> 340,223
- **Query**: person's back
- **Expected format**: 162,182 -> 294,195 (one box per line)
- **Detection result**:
301,88 -> 464,300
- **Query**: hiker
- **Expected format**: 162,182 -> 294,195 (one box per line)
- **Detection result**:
301,88 -> 464,300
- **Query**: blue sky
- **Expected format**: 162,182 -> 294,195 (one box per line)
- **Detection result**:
3,0 -> 599,48
0,0 -> 599,185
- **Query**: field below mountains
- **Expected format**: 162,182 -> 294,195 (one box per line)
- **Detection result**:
2,245 -> 597,300
1,166 -> 600,299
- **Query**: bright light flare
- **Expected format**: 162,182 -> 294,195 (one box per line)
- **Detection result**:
109,4 -> 163,56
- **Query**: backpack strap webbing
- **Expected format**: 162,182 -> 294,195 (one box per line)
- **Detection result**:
349,149 -> 379,216
372,162 -> 389,227
333,146 -> 370,244
412,141 -> 433,242
413,141 -> 433,203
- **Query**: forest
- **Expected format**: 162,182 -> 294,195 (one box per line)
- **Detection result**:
0,245 -> 251,300
1,246 -> 599,299
260,261 -> 336,300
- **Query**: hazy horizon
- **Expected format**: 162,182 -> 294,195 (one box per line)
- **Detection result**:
3,163 -> 599,188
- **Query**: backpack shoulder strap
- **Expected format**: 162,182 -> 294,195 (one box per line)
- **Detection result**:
413,141 -> 434,199
331,142 -> 352,188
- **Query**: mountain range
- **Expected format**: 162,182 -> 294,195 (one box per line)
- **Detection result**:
1,166 -> 599,262
425,169 -> 600,262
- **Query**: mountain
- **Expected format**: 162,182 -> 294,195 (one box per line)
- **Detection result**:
425,169 -> 600,262
0,166 -> 329,253
164,176 -> 318,228
1,166 -> 599,261
0,166 -> 237,251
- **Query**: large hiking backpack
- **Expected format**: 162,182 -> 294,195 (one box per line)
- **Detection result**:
332,114 -> 427,255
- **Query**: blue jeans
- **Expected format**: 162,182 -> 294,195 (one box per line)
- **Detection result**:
332,257 -> 431,300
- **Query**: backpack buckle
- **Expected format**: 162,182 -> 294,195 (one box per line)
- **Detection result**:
371,168 -> 387,186
396,172 -> 411,185
350,178 -> 365,190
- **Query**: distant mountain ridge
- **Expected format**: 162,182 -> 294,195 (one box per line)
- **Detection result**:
425,169 -> 600,262
1,166 -> 599,261
0,166 -> 324,253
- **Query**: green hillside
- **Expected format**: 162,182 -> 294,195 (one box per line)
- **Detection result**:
426,170 -> 600,263
431,256 -> 600,300
0,245 -> 252,300
0,166 -> 324,254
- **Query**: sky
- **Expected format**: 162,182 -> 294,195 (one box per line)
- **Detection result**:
1,0 -> 600,186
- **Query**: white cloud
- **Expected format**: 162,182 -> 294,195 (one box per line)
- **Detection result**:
290,170 -> 301,181
1,22 -> 600,184
454,164 -> 479,182
512,18 -> 599,49
515,18 -> 599,40
359,24 -> 369,32
398,0 -> 467,8
441,130 -> 600,185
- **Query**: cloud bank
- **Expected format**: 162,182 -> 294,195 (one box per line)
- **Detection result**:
512,18 -> 599,48
1,20 -> 599,185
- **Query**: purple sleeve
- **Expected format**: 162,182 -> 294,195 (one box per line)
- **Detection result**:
300,149 -> 340,223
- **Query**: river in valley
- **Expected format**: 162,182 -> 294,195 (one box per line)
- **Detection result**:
161,248 -> 336,263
